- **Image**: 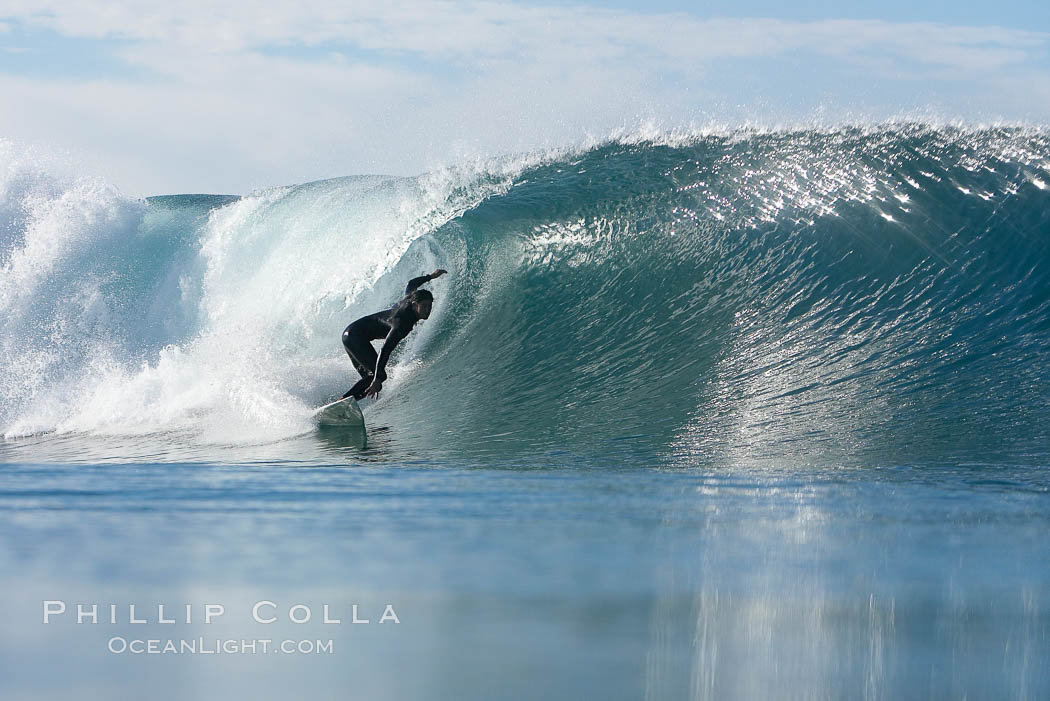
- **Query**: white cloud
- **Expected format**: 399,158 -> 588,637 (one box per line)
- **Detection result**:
4,2 -> 1047,70
0,1 -> 1047,195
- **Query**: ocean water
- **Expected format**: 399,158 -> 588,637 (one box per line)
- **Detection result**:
1,126 -> 1049,699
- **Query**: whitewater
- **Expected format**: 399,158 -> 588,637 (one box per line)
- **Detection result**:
2,125 -> 1050,700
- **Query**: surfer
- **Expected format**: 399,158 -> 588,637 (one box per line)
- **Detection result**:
341,269 -> 447,400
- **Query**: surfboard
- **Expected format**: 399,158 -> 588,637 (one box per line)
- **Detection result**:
312,397 -> 365,428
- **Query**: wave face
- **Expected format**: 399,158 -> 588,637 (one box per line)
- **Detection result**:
2,127 -> 1050,464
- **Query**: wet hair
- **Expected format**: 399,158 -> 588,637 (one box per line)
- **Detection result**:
392,288 -> 433,317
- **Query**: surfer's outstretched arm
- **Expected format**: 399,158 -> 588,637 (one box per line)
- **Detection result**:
404,268 -> 447,295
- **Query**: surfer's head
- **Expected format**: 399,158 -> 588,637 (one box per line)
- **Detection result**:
411,289 -> 434,319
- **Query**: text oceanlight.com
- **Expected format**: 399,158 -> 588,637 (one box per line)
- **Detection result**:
107,637 -> 334,655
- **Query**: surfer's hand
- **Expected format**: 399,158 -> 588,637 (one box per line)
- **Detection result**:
364,381 -> 383,399
430,268 -> 447,279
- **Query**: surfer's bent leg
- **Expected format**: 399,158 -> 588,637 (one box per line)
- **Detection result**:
342,328 -> 379,399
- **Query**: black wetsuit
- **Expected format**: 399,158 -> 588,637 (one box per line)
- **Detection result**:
341,274 -> 434,400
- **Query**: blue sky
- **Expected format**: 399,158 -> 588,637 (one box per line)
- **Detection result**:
1,1 -> 1048,196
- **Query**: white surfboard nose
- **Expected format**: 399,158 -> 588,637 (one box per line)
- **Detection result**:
313,397 -> 365,428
